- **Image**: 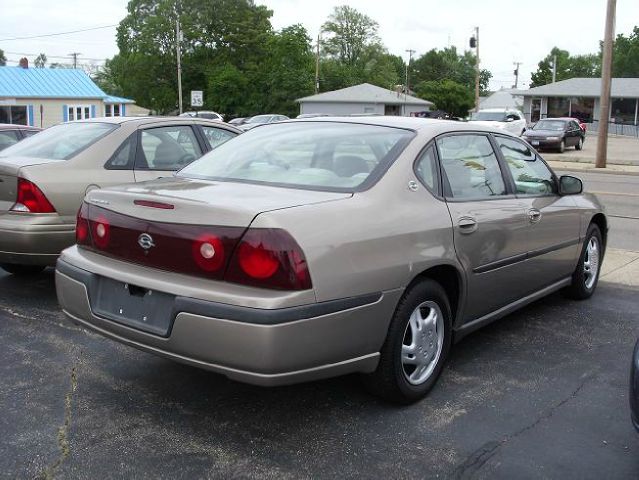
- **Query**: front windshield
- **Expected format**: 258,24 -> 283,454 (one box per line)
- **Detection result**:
178,122 -> 414,192
470,112 -> 507,121
247,115 -> 271,124
533,120 -> 566,131
0,122 -> 116,160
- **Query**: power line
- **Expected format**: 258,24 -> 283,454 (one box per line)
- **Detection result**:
5,51 -> 106,62
0,24 -> 117,42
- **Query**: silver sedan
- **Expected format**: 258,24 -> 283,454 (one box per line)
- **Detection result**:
55,117 -> 606,403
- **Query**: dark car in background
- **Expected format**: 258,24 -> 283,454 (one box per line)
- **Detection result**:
523,118 -> 585,153
228,117 -> 249,126
0,124 -> 41,151
238,114 -> 289,131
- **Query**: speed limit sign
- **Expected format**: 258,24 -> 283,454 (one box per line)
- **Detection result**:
191,90 -> 203,107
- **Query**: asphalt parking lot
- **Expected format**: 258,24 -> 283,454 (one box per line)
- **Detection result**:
2,248 -> 639,479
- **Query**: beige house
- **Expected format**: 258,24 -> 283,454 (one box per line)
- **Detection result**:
0,60 -> 139,129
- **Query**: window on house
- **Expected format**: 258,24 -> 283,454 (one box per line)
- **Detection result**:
0,106 -> 28,125
67,105 -> 92,121
105,104 -> 122,117
611,98 -> 637,124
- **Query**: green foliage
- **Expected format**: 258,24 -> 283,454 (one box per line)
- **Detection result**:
414,79 -> 474,117
322,5 -> 379,66
0,49 -> 6,66
613,26 -> 639,77
34,53 -> 47,68
529,47 -> 600,87
411,47 -> 491,95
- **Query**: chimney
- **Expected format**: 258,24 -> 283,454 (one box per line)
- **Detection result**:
19,57 -> 29,69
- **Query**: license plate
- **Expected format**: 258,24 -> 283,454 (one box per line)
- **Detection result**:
531,140 -> 540,146
91,276 -> 176,336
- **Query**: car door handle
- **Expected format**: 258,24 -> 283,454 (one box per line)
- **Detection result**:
458,216 -> 478,234
528,208 -> 542,223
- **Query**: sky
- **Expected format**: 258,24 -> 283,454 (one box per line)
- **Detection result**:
1,0 -> 638,91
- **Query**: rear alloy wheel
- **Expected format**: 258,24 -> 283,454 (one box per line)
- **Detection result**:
364,279 -> 452,404
563,224 -> 602,300
575,137 -> 584,150
558,139 -> 566,153
0,263 -> 46,276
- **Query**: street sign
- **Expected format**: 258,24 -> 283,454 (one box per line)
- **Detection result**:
190,90 -> 203,107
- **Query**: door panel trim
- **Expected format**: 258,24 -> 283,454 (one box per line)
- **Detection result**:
472,237 -> 581,274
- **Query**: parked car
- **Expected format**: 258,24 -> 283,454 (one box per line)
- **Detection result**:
0,117 -> 240,275
523,118 -> 585,153
55,117 -> 606,403
296,113 -> 332,119
631,337 -> 639,432
468,108 -> 527,136
238,114 -> 289,131
228,117 -> 249,126
179,111 -> 224,121
565,117 -> 587,133
0,124 -> 41,151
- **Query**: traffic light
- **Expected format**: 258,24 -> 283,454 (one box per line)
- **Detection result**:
470,36 -> 476,48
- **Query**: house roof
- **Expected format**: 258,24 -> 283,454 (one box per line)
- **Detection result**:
0,67 -> 134,103
103,95 -> 135,104
479,88 -> 524,109
521,78 -> 639,98
297,83 -> 434,106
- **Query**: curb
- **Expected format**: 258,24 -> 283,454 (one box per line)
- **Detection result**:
551,166 -> 639,177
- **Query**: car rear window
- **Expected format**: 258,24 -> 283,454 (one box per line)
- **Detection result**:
178,122 -> 415,192
0,122 -> 116,160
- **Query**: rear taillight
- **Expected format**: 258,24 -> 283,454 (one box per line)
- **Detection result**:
226,229 -> 312,291
79,205 -> 312,291
90,215 -> 111,249
76,203 -> 90,245
11,178 -> 56,213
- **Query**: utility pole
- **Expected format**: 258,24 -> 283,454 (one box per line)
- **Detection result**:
68,52 -> 81,69
551,55 -> 557,83
596,0 -> 616,169
175,2 -> 183,114
470,27 -> 480,112
315,33 -> 320,94
513,62 -> 522,89
405,49 -> 416,95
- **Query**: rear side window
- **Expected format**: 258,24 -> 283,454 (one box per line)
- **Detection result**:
137,126 -> 203,170
201,126 -> 236,149
496,136 -> 556,195
106,134 -> 136,169
0,130 -> 20,150
0,122 -> 115,160
437,134 -> 507,199
414,145 -> 438,193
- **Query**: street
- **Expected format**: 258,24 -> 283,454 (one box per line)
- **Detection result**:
1,169 -> 638,479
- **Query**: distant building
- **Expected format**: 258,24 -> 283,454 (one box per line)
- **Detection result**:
297,83 -> 434,117
479,88 -> 524,110
0,60 -> 137,128
520,78 -> 639,127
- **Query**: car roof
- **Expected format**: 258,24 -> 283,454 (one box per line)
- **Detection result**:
65,116 -> 241,132
283,115 -> 520,137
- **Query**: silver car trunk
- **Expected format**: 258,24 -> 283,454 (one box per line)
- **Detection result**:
85,176 -> 352,226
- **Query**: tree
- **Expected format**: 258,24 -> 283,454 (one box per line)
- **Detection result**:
530,47 -> 600,87
414,79 -> 474,117
34,53 -> 47,68
612,26 -> 639,77
322,5 -> 379,67
0,49 -> 6,66
411,47 -> 491,95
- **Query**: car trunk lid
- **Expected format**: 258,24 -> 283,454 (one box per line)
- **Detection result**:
0,156 -> 63,211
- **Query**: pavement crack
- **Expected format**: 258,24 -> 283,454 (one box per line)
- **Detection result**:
37,363 -> 79,480
452,374 -> 594,479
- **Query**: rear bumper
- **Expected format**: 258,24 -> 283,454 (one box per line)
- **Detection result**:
55,258 -> 401,386
0,215 -> 74,266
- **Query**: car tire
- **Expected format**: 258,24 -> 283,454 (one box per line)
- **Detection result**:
558,140 -> 565,153
0,263 -> 46,276
563,224 -> 603,300
575,137 -> 584,150
363,279 -> 452,404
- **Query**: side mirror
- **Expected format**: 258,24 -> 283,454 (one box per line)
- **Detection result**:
559,175 -> 583,195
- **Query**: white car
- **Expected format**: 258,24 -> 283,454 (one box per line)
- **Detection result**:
468,108 -> 527,136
